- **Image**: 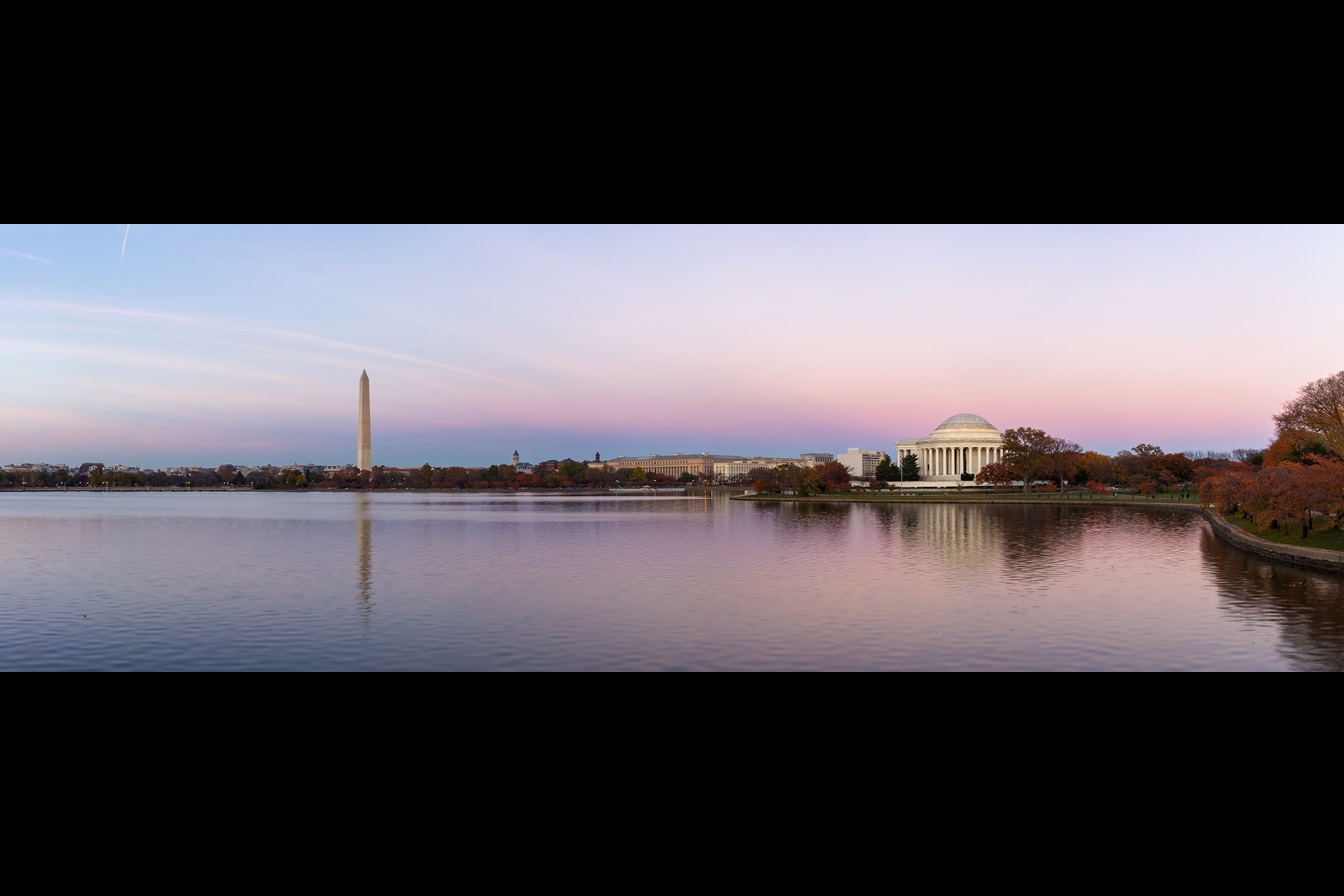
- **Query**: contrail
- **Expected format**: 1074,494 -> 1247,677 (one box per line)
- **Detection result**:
121,224 -> 131,264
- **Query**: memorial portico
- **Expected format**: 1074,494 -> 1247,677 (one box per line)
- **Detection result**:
896,414 -> 1005,482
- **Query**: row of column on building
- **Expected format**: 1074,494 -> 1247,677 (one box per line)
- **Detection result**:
896,446 -> 1005,479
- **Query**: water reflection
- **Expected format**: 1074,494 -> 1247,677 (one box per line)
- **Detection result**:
5,492 -> 1344,671
754,501 -> 1165,584
904,502 -> 1007,569
990,505 -> 1093,583
356,496 -> 374,629
759,502 -> 853,540
1200,529 -> 1344,671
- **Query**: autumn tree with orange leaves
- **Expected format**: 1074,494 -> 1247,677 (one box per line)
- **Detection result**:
1199,372 -> 1344,539
1274,371 -> 1344,461
1203,457 -> 1344,538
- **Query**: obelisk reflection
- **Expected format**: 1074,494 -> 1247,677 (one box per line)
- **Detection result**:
357,496 -> 374,624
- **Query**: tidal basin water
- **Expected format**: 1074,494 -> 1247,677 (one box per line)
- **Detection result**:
3,491 -> 1343,671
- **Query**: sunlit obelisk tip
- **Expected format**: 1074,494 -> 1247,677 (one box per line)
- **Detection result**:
358,370 -> 372,473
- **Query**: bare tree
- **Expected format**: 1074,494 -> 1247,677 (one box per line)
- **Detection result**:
1047,437 -> 1083,496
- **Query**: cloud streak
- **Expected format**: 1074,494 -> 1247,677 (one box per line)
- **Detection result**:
0,337 -> 300,382
1,248 -> 55,265
0,299 -> 521,387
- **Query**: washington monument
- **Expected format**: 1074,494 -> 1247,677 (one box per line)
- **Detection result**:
358,370 -> 372,472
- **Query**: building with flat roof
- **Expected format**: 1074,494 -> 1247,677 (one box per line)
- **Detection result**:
840,448 -> 885,479
596,453 -> 740,480
595,453 -> 825,482
713,457 -> 816,482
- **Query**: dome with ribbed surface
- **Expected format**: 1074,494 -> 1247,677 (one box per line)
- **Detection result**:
935,414 -> 998,432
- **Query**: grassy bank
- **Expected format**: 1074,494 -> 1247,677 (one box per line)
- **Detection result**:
1218,512 -> 1344,552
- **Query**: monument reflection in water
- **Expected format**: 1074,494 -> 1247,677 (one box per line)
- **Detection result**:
1,492 -> 1343,671
356,495 -> 374,629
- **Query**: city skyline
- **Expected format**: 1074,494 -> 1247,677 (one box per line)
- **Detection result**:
3,224 -> 1341,468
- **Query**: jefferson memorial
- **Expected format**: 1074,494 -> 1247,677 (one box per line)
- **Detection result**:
896,414 -> 1005,482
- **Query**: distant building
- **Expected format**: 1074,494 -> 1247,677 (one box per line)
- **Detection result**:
3,462 -> 68,474
713,458 -> 807,482
597,453 -> 739,480
840,448 -> 885,479
595,453 -> 822,482
800,453 -> 836,466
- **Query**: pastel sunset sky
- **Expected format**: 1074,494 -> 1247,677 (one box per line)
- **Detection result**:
2,223 -> 1339,469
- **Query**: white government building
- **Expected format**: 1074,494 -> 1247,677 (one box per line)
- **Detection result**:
840,448 -> 886,479
896,414 -> 1006,482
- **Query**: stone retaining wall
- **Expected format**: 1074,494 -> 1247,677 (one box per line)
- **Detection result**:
1201,509 -> 1344,576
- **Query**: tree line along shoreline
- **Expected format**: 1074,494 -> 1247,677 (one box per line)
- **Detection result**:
5,371 -> 1341,549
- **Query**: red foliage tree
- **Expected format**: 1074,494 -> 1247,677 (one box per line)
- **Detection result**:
975,463 -> 1017,491
753,478 -> 782,495
814,461 -> 854,493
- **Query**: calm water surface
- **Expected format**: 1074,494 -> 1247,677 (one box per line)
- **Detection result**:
2,491 -> 1342,671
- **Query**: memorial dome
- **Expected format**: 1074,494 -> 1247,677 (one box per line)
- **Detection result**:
934,413 -> 999,433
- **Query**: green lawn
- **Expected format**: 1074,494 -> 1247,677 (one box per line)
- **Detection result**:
1219,512 -> 1344,551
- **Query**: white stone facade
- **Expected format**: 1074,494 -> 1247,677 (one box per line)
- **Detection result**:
896,414 -> 1006,482
712,458 -> 814,481
840,448 -> 885,479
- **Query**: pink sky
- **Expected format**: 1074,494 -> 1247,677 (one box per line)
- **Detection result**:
1,224 -> 1338,467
